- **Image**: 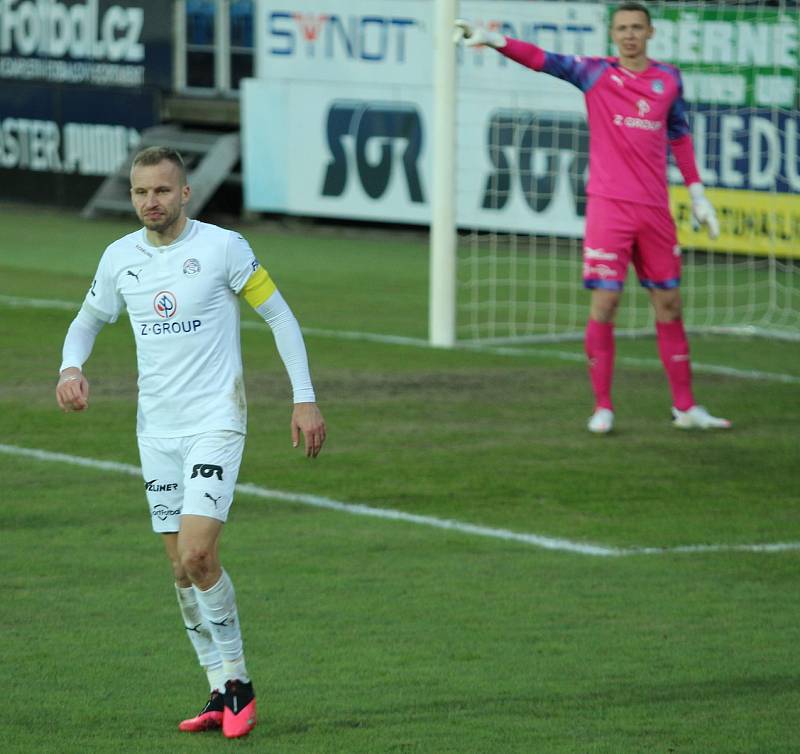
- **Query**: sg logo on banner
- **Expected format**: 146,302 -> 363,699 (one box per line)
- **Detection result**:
321,101 -> 425,203
483,110 -> 589,216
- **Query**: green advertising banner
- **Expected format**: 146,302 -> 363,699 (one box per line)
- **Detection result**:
618,6 -> 799,107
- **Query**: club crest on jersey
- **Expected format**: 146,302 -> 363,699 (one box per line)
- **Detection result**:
652,79 -> 665,95
154,291 -> 178,319
183,258 -> 201,276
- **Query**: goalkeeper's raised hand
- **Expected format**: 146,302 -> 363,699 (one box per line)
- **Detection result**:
453,19 -> 506,48
688,183 -> 720,240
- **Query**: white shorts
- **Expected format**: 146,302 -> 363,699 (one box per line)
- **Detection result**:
137,430 -> 245,533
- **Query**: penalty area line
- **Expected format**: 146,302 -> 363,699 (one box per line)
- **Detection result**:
2,443 -> 799,558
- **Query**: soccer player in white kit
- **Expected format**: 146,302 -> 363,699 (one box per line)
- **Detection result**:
55,147 -> 326,738
455,3 -> 731,434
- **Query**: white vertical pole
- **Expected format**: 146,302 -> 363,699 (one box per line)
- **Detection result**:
254,0 -> 264,79
174,1 -> 187,92
429,0 -> 457,347
216,0 -> 231,92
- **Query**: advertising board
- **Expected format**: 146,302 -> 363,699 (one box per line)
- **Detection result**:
0,80 -> 159,205
245,0 -> 800,256
0,0 -> 173,89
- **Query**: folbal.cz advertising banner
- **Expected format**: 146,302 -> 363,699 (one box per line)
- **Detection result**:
0,0 -> 173,89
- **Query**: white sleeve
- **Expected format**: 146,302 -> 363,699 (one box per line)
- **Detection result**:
226,231 -> 261,294
254,290 -> 316,404
60,305 -> 107,372
84,247 -> 124,322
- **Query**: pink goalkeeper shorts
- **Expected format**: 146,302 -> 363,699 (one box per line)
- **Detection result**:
582,196 -> 681,291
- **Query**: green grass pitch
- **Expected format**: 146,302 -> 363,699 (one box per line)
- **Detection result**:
2,206 -> 799,753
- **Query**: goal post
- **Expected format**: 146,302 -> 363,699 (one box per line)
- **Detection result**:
430,0 -> 800,346
429,0 -> 458,348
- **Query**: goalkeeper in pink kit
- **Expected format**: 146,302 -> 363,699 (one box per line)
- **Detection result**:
456,2 -> 731,433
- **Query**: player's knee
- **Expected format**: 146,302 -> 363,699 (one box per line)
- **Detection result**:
664,298 -> 682,320
652,291 -> 682,321
590,293 -> 620,322
169,555 -> 188,583
179,546 -> 214,580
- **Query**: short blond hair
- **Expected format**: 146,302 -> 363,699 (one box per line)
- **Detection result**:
131,146 -> 187,185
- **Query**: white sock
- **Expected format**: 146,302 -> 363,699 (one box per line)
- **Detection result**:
175,583 -> 222,668
223,655 -> 249,684
207,663 -> 227,694
194,570 -> 250,682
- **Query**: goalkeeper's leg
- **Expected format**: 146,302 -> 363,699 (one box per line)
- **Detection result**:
582,196 -> 635,432
586,291 -> 620,412
651,289 -> 695,412
650,289 -> 731,429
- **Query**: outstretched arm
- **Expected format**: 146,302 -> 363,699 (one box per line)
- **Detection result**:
454,19 -> 599,88
56,306 -> 106,412
453,19 -> 507,50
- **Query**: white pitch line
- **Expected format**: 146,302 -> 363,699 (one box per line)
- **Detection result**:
253,323 -> 800,385
3,293 -> 799,385
459,344 -> 800,385
0,293 -> 77,311
2,443 -> 799,558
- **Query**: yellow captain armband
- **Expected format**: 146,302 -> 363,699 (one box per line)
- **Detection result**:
241,266 -> 277,308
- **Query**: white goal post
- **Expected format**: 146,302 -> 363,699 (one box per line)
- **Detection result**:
430,0 -> 459,347
430,0 -> 800,346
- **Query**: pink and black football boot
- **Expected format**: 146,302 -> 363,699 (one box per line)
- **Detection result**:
178,690 -> 224,732
222,679 -> 257,738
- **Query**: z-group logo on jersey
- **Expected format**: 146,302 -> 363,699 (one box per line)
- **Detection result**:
153,290 -> 177,319
141,291 -> 201,336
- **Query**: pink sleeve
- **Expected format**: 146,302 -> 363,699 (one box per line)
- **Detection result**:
670,134 -> 702,187
498,37 -> 546,71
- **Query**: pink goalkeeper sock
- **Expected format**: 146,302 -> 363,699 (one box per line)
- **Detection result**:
585,319 -> 615,410
656,319 -> 695,411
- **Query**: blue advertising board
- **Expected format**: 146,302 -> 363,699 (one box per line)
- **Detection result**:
0,81 -> 159,206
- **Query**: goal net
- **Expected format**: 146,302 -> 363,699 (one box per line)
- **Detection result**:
448,0 -> 800,344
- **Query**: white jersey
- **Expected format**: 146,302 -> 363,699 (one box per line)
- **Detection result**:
83,220 -> 259,438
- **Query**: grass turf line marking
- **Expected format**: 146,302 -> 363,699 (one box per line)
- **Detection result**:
471,344 -> 800,386
3,443 -> 800,558
2,293 -> 798,386
246,323 -> 800,386
0,293 -> 77,311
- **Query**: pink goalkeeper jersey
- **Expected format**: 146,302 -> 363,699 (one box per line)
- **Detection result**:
500,38 -> 701,209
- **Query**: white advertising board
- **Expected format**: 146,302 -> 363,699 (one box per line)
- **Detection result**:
244,0 -> 608,234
